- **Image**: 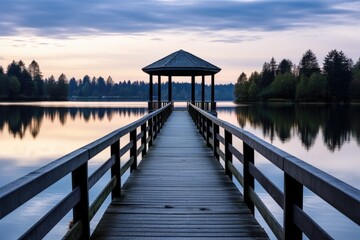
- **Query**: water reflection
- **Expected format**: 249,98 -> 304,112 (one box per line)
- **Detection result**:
232,104 -> 360,151
0,106 -> 147,139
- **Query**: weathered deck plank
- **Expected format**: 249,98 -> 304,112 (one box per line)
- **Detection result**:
91,111 -> 268,239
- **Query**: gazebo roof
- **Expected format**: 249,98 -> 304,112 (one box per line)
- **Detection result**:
142,49 -> 221,76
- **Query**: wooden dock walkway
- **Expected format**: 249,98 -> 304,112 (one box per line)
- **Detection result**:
91,111 -> 268,239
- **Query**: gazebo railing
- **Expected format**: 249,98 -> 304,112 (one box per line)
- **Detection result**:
148,101 -> 172,111
193,101 -> 216,112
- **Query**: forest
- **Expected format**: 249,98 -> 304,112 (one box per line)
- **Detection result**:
234,49 -> 360,102
0,60 -> 234,101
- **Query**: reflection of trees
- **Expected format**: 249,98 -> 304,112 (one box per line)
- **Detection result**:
0,106 -> 147,139
323,105 -> 351,152
234,104 -> 360,151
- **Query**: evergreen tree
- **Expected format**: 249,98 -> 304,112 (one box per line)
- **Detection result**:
58,73 -> 68,99
277,59 -> 293,74
270,57 -> 277,76
0,73 -> 9,98
9,76 -> 21,98
260,62 -> 274,87
299,50 -> 320,78
349,58 -> 360,100
234,72 -> 250,102
28,60 -> 42,80
68,77 -> 78,97
323,50 -> 352,101
97,76 -> 106,96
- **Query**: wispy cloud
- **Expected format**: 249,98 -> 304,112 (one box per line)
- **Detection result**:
0,0 -> 358,38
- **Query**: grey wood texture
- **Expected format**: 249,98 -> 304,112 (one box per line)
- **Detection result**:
91,111 -> 268,239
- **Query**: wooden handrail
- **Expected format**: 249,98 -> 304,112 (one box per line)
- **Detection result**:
0,102 -> 173,239
188,103 -> 360,240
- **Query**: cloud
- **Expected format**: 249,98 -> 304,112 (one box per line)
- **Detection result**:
0,0 -> 358,38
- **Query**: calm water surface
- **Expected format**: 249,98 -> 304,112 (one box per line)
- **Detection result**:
0,101 -> 359,239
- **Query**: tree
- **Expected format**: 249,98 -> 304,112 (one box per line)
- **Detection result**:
0,74 -> 9,98
44,75 -> 58,99
260,62 -> 274,88
349,58 -> 360,100
106,76 -> 114,95
68,77 -> 78,97
269,72 -> 296,99
28,60 -> 42,80
58,73 -> 68,99
7,60 -> 33,96
323,50 -> 352,101
9,76 -> 21,98
234,72 -> 250,102
97,76 -> 106,96
247,71 -> 261,101
277,59 -> 293,74
299,50 -> 320,78
0,65 -> 4,75
270,57 -> 277,76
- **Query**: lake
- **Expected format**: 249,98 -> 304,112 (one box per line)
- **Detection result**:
0,101 -> 359,239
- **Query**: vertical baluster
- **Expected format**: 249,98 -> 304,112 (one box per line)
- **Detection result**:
224,130 -> 233,180
202,115 -> 206,139
149,118 -> 153,147
206,118 -> 211,148
71,162 -> 90,239
130,129 -> 137,172
141,123 -> 147,157
284,173 -> 303,240
213,123 -> 219,160
111,140 -> 121,199
243,142 -> 254,214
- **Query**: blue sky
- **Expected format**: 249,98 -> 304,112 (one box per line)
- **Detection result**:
0,0 -> 359,83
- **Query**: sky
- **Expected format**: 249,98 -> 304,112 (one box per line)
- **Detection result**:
0,0 -> 360,84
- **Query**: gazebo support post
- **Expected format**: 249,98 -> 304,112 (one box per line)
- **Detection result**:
211,74 -> 216,111
201,75 -> 205,110
191,76 -> 195,104
168,76 -> 172,103
149,74 -> 153,111
158,75 -> 161,109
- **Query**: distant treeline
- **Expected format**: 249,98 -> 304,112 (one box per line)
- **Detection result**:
234,49 -> 360,102
0,60 -> 234,101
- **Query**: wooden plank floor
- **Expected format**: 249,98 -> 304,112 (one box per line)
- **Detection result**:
91,111 -> 268,239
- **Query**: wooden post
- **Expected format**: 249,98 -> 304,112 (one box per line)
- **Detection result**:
211,74 -> 215,111
191,75 -> 195,104
130,129 -> 137,172
206,118 -> 211,148
201,75 -> 205,110
148,74 -> 153,112
284,173 -> 303,240
71,162 -> 90,239
225,130 -> 233,180
149,118 -> 153,147
158,75 -> 161,109
243,142 -> 254,214
202,115 -> 206,139
168,76 -> 172,102
213,122 -> 219,160
111,140 -> 121,199
141,123 -> 147,157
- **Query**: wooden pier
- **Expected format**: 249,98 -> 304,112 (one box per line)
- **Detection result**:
1,103 -> 359,240
91,111 -> 268,239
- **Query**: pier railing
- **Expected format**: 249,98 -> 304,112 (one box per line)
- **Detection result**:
0,103 -> 173,239
148,101 -> 171,111
188,103 -> 360,240
193,101 -> 216,112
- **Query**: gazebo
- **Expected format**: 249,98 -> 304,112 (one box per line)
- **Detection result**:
142,49 -> 221,112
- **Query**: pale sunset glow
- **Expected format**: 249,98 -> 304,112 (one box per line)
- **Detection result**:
0,1 -> 359,83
